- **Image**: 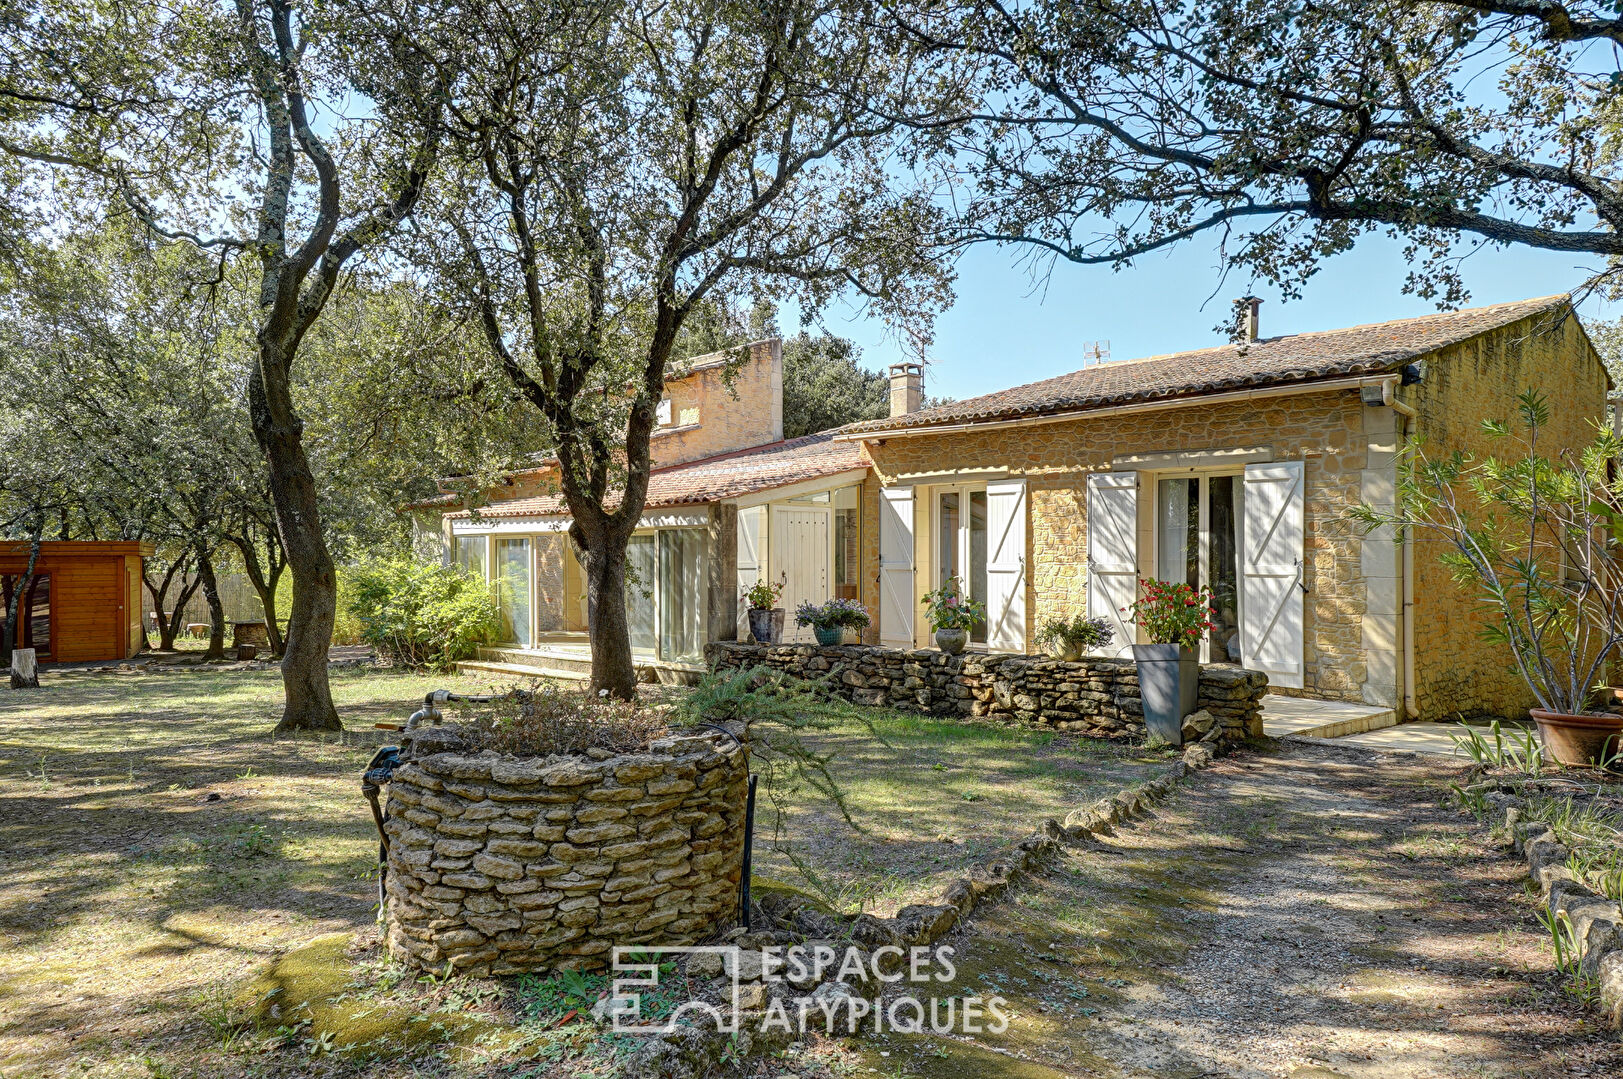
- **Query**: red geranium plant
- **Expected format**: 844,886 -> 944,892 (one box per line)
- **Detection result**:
1125,577 -> 1214,649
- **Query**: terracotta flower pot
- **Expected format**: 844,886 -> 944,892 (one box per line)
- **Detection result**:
1530,708 -> 1623,768
1050,640 -> 1082,662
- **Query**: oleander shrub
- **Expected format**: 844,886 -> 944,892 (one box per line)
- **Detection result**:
346,557 -> 501,670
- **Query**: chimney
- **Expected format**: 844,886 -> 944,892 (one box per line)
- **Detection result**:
1243,296 -> 1262,342
888,362 -> 924,417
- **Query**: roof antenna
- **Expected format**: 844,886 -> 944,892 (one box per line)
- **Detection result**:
1081,340 -> 1110,364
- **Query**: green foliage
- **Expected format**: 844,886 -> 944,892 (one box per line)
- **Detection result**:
922,576 -> 986,632
1355,390 -> 1623,716
740,577 -> 785,612
1449,720 -> 1546,777
1037,613 -> 1115,651
1127,578 -> 1215,648
345,559 -> 500,671
674,665 -> 879,835
780,332 -> 889,439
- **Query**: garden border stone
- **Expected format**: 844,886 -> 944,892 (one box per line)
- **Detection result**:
624,734 -> 1229,1077
1462,786 -> 1623,1031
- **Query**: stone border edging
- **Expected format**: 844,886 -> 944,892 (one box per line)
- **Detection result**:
1473,790 -> 1623,1030
625,737 -> 1225,1077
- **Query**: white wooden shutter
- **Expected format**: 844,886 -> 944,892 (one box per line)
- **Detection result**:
1086,472 -> 1139,658
1241,460 -> 1305,689
985,479 -> 1027,651
878,487 -> 916,648
736,505 -> 764,639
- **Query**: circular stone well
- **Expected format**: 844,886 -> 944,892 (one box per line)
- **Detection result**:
382,723 -> 749,977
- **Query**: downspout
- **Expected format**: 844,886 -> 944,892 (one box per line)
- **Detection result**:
1378,378 -> 1421,720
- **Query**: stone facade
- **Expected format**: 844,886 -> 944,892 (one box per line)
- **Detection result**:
1404,311 -> 1610,719
861,390 -> 1380,703
858,307 -> 1608,719
382,724 -> 750,977
706,641 -> 1268,743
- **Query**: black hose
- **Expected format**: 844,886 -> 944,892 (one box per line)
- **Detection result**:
741,774 -> 758,931
361,745 -> 400,921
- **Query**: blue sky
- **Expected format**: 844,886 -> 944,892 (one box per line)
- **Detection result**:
799,235 -> 1618,404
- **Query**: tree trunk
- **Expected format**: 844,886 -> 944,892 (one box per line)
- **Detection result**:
10,648 -> 38,690
195,547 -> 227,661
233,535 -> 286,658
144,555 -> 198,652
3,532 -> 43,664
581,540 -> 639,700
252,344 -> 341,733
260,565 -> 285,659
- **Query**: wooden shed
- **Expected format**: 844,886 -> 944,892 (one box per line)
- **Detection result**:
1,541 -> 152,664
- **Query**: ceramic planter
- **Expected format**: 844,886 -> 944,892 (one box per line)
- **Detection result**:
748,608 -> 785,644
1132,643 -> 1200,745
1530,708 -> 1623,767
934,627 -> 968,655
1050,639 -> 1083,662
813,625 -> 844,647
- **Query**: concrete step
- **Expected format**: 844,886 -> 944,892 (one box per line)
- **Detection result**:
476,646 -> 595,674
1261,694 -> 1399,739
454,660 -> 588,682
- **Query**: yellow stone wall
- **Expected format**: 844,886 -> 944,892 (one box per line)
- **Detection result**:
1404,310 -> 1609,719
649,339 -> 783,468
452,339 -> 785,513
859,390 -> 1378,701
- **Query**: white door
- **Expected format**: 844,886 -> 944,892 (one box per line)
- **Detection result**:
879,487 -> 916,648
985,479 -> 1027,651
1087,471 -> 1139,658
770,506 -> 830,643
736,506 -> 764,640
1241,461 -> 1305,689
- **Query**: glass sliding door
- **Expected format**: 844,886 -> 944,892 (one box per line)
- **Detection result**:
1154,474 -> 1242,662
495,537 -> 532,646
626,534 -> 657,654
1208,476 -> 1242,663
1156,478 -> 1199,588
833,486 -> 861,601
453,535 -> 487,578
658,530 -> 706,660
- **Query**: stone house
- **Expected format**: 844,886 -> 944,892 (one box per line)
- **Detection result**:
415,340 -> 869,681
421,295 -> 1608,719
839,295 -> 1608,719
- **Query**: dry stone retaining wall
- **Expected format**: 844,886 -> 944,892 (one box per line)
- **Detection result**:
383,723 -> 749,977
706,642 -> 1267,743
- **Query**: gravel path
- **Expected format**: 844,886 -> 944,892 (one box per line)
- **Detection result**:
856,741 -> 1622,1078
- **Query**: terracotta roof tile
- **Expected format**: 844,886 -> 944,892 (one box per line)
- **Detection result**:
447,431 -> 867,519
841,295 -> 1572,435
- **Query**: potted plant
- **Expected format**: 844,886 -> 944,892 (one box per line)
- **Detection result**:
1126,577 -> 1214,745
1038,613 -> 1115,661
794,598 -> 871,647
1355,390 -> 1623,768
741,577 -> 786,644
922,576 -> 985,655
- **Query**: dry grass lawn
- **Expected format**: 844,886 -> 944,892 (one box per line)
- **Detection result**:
0,663 -> 1155,1077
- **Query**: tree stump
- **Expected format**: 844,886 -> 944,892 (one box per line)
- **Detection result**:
9,648 -> 39,689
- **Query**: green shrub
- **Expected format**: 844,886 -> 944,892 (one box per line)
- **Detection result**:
345,558 -> 500,670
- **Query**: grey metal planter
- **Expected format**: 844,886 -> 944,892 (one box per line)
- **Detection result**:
748,608 -> 785,644
1132,643 -> 1200,745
